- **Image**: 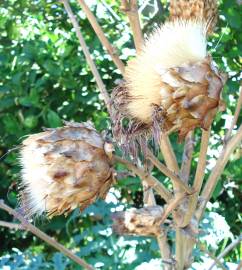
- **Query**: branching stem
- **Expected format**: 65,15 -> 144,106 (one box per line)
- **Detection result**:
120,0 -> 143,52
0,200 -> 95,270
224,85 -> 242,142
114,155 -> 172,202
147,149 -> 194,194
197,124 -> 242,220
77,0 -> 125,75
61,0 -> 111,113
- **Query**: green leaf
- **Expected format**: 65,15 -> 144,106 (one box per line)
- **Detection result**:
2,114 -> 21,134
47,110 -> 62,128
0,97 -> 15,111
23,115 -> 38,128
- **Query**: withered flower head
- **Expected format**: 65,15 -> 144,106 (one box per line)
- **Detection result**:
111,19 -> 226,156
19,121 -> 114,218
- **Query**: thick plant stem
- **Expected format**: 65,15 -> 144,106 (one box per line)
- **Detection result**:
115,156 -> 172,266
114,155 -> 172,202
174,130 -> 211,270
118,2 -> 176,266
224,85 -> 242,142
180,131 -> 194,183
197,124 -> 242,220
0,200 -> 95,270
179,125 -> 242,269
178,128 -> 211,228
120,0 -> 144,52
147,149 -> 194,194
77,0 -> 125,75
207,234 -> 242,270
61,0 -> 111,113
160,132 -> 181,268
160,135 -> 179,175
157,233 -> 172,270
175,131 -> 195,270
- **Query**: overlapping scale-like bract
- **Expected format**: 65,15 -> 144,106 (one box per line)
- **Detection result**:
20,122 -> 114,218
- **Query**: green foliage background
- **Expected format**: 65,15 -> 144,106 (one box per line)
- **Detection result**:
0,0 -> 241,269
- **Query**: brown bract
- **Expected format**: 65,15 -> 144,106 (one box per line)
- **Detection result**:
20,121 -> 114,218
111,57 -> 226,155
158,57 -> 226,140
169,0 -> 218,34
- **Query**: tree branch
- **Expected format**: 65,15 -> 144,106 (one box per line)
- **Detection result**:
146,149 -> 194,194
160,192 -> 187,224
160,135 -> 180,175
180,131 -> 194,183
198,242 -> 227,270
224,85 -> 242,142
120,0 -> 144,52
61,0 -> 111,113
156,232 -> 172,270
113,155 -> 172,202
0,220 -> 22,230
175,128 -> 210,268
193,128 -> 211,194
207,234 -> 242,270
197,124 -> 242,220
177,128 -> 211,228
77,0 -> 125,75
0,200 -> 95,270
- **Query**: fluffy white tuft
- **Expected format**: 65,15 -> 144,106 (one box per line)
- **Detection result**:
125,20 -> 207,123
20,135 -> 52,216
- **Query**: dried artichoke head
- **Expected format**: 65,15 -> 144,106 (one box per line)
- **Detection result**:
20,121 -> 114,218
111,56 -> 226,155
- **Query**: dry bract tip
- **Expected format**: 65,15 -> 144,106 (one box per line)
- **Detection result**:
19,121 -> 114,218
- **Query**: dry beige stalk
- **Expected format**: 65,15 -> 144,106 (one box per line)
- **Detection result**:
224,85 -> 242,141
180,131 -> 194,183
197,124 -> 242,220
160,192 -> 187,224
0,200 -> 95,270
146,149 -> 194,194
114,155 -> 172,202
120,0 -> 144,52
61,0 -> 111,112
178,127 -> 211,228
77,0 -> 125,75
160,134 -> 180,175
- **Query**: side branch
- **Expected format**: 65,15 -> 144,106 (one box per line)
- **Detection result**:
193,128 -> 211,194
178,128 -> 211,228
120,0 -> 144,51
197,124 -> 242,220
224,85 -> 242,142
77,0 -> 125,75
180,131 -> 194,183
114,155 -> 172,202
0,220 -> 22,230
146,149 -> 194,194
0,200 -> 95,270
207,234 -> 242,270
198,242 -> 227,270
160,135 -> 180,175
61,0 -> 111,113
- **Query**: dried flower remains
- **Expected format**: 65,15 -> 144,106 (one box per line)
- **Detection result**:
19,121 -> 114,218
